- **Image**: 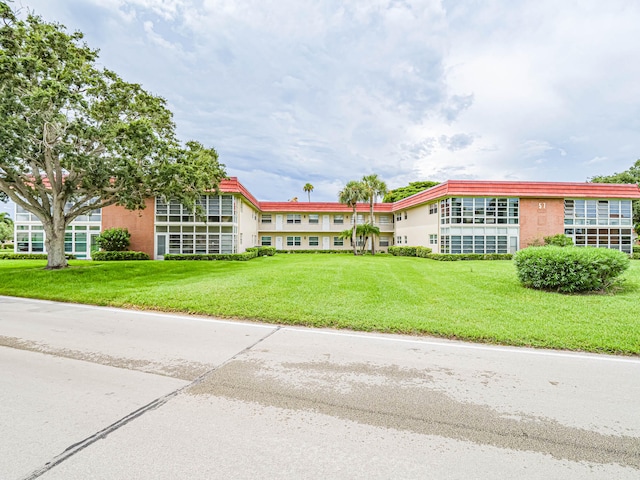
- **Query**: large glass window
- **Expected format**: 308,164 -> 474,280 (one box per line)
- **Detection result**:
309,236 -> 319,246
156,195 -> 236,224
441,197 -> 518,225
333,237 -> 344,246
564,199 -> 632,226
261,214 -> 272,224
564,199 -> 633,253
287,214 -> 301,224
308,214 -> 319,224
261,236 -> 272,246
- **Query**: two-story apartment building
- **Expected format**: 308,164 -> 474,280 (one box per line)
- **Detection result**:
14,177 -> 640,258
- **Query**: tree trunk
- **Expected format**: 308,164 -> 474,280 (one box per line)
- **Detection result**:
369,202 -> 376,255
43,210 -> 68,269
351,208 -> 358,255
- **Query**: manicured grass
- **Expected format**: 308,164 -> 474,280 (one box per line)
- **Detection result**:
0,255 -> 639,355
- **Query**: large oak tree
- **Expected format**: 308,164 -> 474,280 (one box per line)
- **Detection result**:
0,3 -> 225,268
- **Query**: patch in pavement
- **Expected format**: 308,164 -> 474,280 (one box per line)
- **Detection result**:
0,335 -> 211,381
187,358 -> 640,469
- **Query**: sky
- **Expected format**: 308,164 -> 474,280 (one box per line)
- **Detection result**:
4,0 -> 640,210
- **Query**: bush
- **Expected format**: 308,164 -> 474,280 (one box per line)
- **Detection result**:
633,245 -> 640,254
513,246 -> 630,293
0,253 -> 75,260
246,246 -> 276,257
96,228 -> 131,251
92,251 -> 150,261
543,234 -> 573,247
1,243 -> 14,250
415,246 -> 433,257
426,253 -> 513,261
275,249 -> 351,254
388,246 -> 418,256
164,251 -> 258,261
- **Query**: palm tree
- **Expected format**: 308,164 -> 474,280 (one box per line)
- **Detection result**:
356,223 -> 380,255
361,174 -> 388,255
338,180 -> 366,255
303,183 -> 314,202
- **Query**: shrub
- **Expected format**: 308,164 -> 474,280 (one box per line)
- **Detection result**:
275,249 -> 351,254
513,246 -> 630,293
543,234 -> 573,247
633,245 -> 640,254
388,246 -> 418,256
246,246 -> 276,257
96,228 -> 131,251
92,251 -> 150,261
0,253 -> 75,260
415,246 -> 433,258
426,253 -> 513,261
164,251 -> 258,261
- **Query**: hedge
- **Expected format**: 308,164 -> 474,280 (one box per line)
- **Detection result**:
426,253 -> 513,261
246,246 -> 277,256
513,246 -> 630,293
388,246 -> 420,256
0,252 -> 76,260
275,249 -> 352,254
633,245 -> 640,254
164,251 -> 258,261
92,251 -> 150,261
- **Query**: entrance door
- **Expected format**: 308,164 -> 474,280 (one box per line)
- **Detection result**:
156,234 -> 167,260
322,236 -> 330,249
276,215 -> 283,231
275,237 -> 283,250
322,215 -> 330,231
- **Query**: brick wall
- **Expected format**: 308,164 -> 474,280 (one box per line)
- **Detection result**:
519,198 -> 564,247
101,198 -> 155,257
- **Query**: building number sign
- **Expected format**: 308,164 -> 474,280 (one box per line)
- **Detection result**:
538,202 -> 546,210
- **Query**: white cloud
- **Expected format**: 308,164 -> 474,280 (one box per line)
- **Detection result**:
15,0 -> 640,200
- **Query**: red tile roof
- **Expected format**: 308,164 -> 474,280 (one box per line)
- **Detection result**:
392,180 -> 640,210
218,177 -> 261,210
219,178 -> 640,213
258,202 -> 393,213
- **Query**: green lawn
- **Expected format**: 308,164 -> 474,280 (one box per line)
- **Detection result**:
0,255 -> 639,355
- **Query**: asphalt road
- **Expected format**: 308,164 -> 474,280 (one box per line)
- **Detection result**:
1,295 -> 639,479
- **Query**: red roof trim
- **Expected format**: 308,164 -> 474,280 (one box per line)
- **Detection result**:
218,178 -> 640,213
391,180 -> 640,211
217,177 -> 261,210
258,202 -> 393,213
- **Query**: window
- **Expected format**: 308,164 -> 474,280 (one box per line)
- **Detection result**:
440,197 -> 519,225
429,234 -> 438,245
379,236 -> 389,247
404,236 -> 408,244
564,199 -> 632,227
287,214 -> 301,224
287,236 -> 301,246
261,214 -> 272,224
261,236 -> 272,246
357,214 -> 365,224
333,237 -> 344,246
334,215 -> 344,224
404,212 -> 408,220
396,213 -> 402,221
397,236 -> 402,244
565,227 -> 633,254
309,214 -> 319,224
309,236 -> 319,246
429,203 -> 438,214
379,215 -> 391,224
